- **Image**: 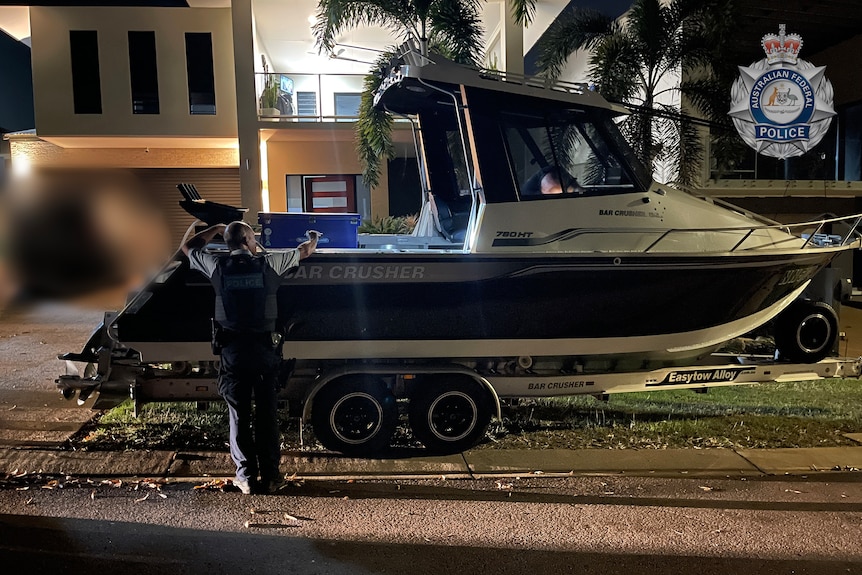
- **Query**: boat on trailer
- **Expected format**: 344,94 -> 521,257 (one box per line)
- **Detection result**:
58,45 -> 862,456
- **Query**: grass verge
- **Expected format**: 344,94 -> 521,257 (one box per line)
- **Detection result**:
70,379 -> 862,452
483,379 -> 862,450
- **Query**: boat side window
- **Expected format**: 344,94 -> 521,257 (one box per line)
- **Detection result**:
419,109 -> 474,200
416,108 -> 475,243
501,111 -> 638,200
446,129 -> 474,198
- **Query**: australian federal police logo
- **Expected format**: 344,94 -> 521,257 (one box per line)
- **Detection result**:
729,25 -> 835,159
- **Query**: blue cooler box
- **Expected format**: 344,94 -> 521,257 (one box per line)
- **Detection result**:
258,212 -> 361,248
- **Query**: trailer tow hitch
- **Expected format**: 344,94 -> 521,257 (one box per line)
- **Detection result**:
56,361 -> 101,405
56,342 -> 114,405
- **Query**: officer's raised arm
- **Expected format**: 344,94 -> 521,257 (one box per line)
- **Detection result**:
182,223 -> 227,256
297,230 -> 321,260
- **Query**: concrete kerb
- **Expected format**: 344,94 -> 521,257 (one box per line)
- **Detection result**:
735,446 -> 862,475
463,448 -> 765,478
167,451 -> 472,479
0,448 -> 175,477
3,447 -> 862,480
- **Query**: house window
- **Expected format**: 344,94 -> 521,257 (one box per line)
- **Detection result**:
184,32 -> 216,115
334,92 -> 361,119
296,91 -> 317,120
128,31 -> 159,114
69,30 -> 102,114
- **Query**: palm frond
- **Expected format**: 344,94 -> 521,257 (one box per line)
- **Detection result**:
355,52 -> 396,188
313,0 -> 418,54
588,31 -> 642,103
535,8 -> 616,80
626,0 -> 668,75
671,105 -> 704,187
509,0 -> 537,26
429,0 -> 484,65
681,77 -> 734,125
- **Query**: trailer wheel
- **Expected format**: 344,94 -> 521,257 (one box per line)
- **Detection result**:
409,377 -> 493,454
775,300 -> 838,363
311,376 -> 397,456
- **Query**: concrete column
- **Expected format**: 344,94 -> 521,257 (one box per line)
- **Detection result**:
231,0 -> 262,219
502,0 -> 524,75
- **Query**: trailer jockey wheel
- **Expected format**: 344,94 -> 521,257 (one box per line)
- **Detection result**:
774,300 -> 839,363
311,376 -> 397,456
409,376 -> 493,455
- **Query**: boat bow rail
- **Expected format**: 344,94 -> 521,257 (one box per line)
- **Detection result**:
608,212 -> 862,254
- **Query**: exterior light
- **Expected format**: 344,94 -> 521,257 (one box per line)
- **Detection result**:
11,154 -> 31,178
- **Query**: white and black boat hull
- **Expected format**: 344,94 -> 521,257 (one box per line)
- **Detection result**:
116,248 -> 834,368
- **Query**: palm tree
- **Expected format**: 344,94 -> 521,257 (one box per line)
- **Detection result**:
534,0 -> 739,186
314,0 -> 537,188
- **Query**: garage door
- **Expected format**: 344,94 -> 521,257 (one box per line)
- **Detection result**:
133,168 -> 241,247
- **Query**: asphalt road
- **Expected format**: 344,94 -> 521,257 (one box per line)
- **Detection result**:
0,299 -> 107,446
2,474 -> 861,574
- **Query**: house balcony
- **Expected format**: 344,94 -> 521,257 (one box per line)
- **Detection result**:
255,72 -> 365,123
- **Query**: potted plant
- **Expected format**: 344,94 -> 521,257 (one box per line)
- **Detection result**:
259,74 -> 280,116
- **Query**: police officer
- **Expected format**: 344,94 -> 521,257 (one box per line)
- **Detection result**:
183,220 -> 320,494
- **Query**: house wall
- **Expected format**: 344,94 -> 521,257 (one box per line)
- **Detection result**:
29,6 -> 237,138
810,33 -> 862,108
265,139 -> 390,215
9,137 -> 238,169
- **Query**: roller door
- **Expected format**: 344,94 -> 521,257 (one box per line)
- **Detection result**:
132,168 -> 241,247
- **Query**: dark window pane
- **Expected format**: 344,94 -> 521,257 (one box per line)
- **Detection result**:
70,30 -> 102,114
184,32 -> 215,115
128,31 -> 159,114
334,92 -> 361,117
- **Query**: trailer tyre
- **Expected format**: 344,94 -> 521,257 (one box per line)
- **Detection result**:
775,300 -> 838,363
409,377 -> 493,454
311,376 -> 397,456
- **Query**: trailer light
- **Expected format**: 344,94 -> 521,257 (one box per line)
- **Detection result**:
195,386 -> 209,392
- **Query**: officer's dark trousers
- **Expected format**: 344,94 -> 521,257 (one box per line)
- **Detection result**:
218,339 -> 281,484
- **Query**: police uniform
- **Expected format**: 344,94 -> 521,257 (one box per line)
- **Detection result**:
188,246 -> 300,489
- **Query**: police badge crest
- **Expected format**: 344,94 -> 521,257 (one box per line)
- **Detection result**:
729,25 -> 836,159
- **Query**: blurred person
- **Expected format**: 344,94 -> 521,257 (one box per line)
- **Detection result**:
523,166 -> 581,197
5,170 -> 170,300
541,168 -> 584,195
540,169 -> 565,195
182,221 -> 320,495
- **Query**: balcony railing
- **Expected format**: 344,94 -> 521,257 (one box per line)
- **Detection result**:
256,72 -> 366,122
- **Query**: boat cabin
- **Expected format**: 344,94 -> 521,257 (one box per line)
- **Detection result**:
372,48 -> 652,249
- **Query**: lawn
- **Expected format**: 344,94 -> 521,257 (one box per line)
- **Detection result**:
485,379 -> 862,450
72,378 -> 862,452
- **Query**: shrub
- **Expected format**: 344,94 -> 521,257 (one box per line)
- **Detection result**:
358,214 -> 417,234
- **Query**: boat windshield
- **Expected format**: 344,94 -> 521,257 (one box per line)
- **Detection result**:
502,110 -> 647,199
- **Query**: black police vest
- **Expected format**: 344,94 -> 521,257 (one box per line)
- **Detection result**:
211,254 -> 281,332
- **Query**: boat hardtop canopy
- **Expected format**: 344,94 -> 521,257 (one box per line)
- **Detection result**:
372,44 -> 627,115
371,43 -> 653,224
